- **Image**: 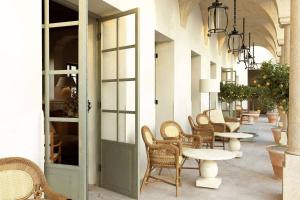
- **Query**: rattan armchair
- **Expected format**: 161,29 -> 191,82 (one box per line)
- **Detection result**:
0,157 -> 70,200
188,115 -> 214,149
50,124 -> 62,163
140,126 -> 183,197
203,109 -> 240,133
160,121 -> 202,149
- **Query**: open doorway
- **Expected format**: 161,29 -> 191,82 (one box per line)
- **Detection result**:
210,61 -> 217,110
191,51 -> 201,118
155,31 -> 174,136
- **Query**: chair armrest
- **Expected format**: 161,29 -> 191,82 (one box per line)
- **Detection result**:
52,141 -> 62,148
225,117 -> 239,122
210,123 -> 226,132
181,134 -> 203,148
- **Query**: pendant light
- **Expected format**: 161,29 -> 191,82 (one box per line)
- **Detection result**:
227,0 -> 243,55
207,0 -> 229,36
248,42 -> 258,69
238,18 -> 249,64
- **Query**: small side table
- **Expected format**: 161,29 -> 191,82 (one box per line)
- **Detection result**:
215,132 -> 253,158
183,149 -> 236,189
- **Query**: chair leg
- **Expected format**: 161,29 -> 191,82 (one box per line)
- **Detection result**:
198,160 -> 201,176
158,168 -> 163,175
176,167 -> 180,197
179,167 -> 182,186
223,138 -> 225,150
140,165 -> 151,192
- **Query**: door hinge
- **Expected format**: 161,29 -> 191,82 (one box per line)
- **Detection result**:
98,101 -> 101,109
97,33 -> 101,40
88,100 -> 92,112
155,53 -> 158,59
155,99 -> 158,105
98,164 -> 102,172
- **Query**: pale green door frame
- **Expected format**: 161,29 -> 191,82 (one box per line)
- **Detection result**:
99,8 -> 139,199
42,0 -> 88,199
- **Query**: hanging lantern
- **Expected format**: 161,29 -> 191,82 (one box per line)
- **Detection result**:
248,42 -> 258,69
239,33 -> 252,70
238,18 -> 249,64
207,0 -> 228,36
227,0 -> 243,55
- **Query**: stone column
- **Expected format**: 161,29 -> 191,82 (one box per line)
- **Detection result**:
284,25 -> 291,65
283,1 -> 300,199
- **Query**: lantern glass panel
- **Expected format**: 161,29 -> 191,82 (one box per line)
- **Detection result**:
228,34 -> 242,53
208,6 -> 227,32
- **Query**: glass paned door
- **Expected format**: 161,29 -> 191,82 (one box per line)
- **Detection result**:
42,0 -> 87,200
100,9 -> 139,198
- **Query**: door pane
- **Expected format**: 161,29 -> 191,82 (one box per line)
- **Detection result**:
101,113 -> 117,141
49,74 -> 78,118
49,0 -> 78,23
102,51 -> 117,80
102,82 -> 117,110
119,81 -> 135,111
119,48 -> 135,79
118,14 -> 135,47
50,27 -> 78,71
49,122 -> 78,166
118,114 -> 135,144
103,19 -> 117,50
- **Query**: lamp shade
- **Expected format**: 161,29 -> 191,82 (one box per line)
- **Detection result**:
56,76 -> 76,88
199,79 -> 220,93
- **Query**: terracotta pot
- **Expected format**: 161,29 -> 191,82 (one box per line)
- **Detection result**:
249,110 -> 260,122
267,112 -> 278,124
271,128 -> 282,144
266,145 -> 287,179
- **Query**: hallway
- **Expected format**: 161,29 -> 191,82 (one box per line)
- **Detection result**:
90,117 -> 282,200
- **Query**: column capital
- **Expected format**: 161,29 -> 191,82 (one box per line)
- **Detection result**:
279,17 -> 291,27
278,38 -> 284,46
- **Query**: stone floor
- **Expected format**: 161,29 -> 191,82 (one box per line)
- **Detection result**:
89,117 -> 282,200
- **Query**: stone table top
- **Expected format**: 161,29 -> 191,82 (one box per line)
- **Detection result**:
183,149 -> 236,161
215,132 -> 254,139
242,113 -> 259,116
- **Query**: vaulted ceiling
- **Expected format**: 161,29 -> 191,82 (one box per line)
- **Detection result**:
179,0 -> 289,58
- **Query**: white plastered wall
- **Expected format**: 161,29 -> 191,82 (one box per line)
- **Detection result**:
100,0 -> 239,178
0,1 -> 43,168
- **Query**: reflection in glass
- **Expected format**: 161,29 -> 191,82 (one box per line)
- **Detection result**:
50,27 -> 78,71
101,113 -> 117,141
102,82 -> 117,110
118,14 -> 135,47
50,122 -> 78,165
119,114 -> 135,144
119,81 -> 135,111
50,74 -> 78,118
49,0 -> 78,23
102,51 -> 117,80
103,19 -> 117,50
119,48 -> 135,79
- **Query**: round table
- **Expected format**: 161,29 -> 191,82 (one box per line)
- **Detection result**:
183,148 -> 236,189
215,132 -> 253,158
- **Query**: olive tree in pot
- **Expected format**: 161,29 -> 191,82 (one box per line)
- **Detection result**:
256,61 -> 289,179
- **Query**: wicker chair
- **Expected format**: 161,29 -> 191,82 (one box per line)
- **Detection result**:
188,115 -> 214,149
0,157 -> 70,200
140,126 -> 183,197
203,109 -> 240,133
160,121 -> 202,149
50,124 -> 62,163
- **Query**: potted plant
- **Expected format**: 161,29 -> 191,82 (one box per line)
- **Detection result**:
247,86 -> 262,121
256,61 -> 289,179
219,82 -> 239,117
